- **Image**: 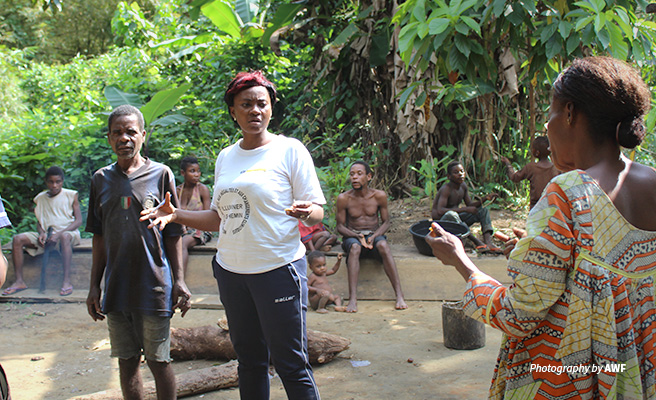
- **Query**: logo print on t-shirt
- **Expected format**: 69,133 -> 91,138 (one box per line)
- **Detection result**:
121,196 -> 131,209
216,188 -> 250,235
143,196 -> 156,210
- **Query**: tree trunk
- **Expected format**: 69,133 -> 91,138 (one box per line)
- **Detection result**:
170,325 -> 351,365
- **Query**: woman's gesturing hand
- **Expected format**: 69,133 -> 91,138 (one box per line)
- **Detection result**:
140,192 -> 177,230
425,222 -> 468,267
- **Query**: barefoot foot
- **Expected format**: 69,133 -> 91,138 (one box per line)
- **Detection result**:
395,298 -> 408,310
346,300 -> 358,313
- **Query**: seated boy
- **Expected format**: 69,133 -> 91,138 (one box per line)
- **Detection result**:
307,250 -> 346,313
299,220 -> 338,252
2,166 -> 82,296
431,160 -> 500,254
501,136 -> 560,210
176,156 -> 212,275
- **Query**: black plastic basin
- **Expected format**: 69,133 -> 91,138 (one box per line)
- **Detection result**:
409,220 -> 470,256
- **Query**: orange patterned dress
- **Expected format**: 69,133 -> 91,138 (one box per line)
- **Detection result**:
463,170 -> 656,399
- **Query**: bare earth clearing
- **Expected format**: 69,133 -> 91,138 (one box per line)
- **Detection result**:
0,197 -> 527,400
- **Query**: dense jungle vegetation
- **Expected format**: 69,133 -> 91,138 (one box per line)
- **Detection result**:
2,0 -> 656,242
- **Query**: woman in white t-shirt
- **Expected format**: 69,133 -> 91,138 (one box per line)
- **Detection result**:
143,71 -> 325,400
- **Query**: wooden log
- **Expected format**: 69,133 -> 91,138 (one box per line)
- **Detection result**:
70,360 -> 239,399
170,325 -> 350,365
170,324 -> 237,360
307,329 -> 352,364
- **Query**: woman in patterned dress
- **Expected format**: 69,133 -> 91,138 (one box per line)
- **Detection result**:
427,56 -> 656,399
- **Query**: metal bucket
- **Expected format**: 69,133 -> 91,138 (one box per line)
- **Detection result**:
442,300 -> 485,350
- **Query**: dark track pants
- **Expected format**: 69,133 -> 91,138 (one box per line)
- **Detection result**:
213,257 -> 320,400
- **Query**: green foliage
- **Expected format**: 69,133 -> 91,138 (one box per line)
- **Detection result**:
409,145 -> 456,199
112,1 -> 156,47
314,143 -> 365,229
393,0 -> 656,105
0,47 -> 27,122
0,46 -> 162,227
3,0 -> 656,234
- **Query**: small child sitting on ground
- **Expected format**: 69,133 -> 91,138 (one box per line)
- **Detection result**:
501,136 -> 560,210
176,156 -> 212,275
307,251 -> 346,313
299,221 -> 338,252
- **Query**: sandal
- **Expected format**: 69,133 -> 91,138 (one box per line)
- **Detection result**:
488,245 -> 504,255
475,245 -> 491,254
60,286 -> 73,296
2,286 -> 28,296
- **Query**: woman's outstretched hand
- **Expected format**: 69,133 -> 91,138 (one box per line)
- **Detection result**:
285,201 -> 313,220
140,192 -> 177,230
425,222 -> 480,281
425,222 -> 468,267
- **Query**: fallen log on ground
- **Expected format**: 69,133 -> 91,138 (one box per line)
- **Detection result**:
70,360 -> 239,399
170,324 -> 350,364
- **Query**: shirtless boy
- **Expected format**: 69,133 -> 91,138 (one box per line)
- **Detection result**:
307,251 -> 346,313
501,136 -> 560,209
176,155 -> 212,275
431,160 -> 500,253
336,161 -> 407,312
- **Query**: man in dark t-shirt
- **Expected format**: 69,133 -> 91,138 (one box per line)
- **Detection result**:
86,105 -> 190,399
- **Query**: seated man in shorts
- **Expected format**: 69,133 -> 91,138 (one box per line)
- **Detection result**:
2,166 -> 82,296
336,161 -> 407,313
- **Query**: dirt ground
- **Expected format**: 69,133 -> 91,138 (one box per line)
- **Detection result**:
0,301 -> 507,400
0,198 -> 528,400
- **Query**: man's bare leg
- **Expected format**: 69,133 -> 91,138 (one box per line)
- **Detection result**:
181,235 -> 199,276
147,359 -> 177,400
376,240 -> 408,310
346,244 -> 362,313
4,234 -> 37,292
118,356 -> 144,400
60,234 -> 73,293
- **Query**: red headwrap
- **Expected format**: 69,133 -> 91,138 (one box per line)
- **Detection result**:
224,71 -> 277,107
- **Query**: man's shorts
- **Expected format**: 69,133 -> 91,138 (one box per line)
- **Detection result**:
342,234 -> 388,260
22,230 -> 81,257
106,311 -> 172,362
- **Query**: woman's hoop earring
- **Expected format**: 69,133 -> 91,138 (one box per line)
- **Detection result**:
615,121 -> 621,144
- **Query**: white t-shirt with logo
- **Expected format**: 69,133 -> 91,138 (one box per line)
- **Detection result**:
211,134 -> 326,274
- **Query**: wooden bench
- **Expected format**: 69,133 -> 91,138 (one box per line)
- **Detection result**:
2,238 -> 511,302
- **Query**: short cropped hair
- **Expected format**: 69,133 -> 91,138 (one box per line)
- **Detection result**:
180,156 -> 199,172
224,71 -> 277,108
446,160 -> 462,175
307,250 -> 325,265
45,165 -> 65,180
532,136 -> 550,153
108,104 -> 145,132
351,160 -> 372,175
